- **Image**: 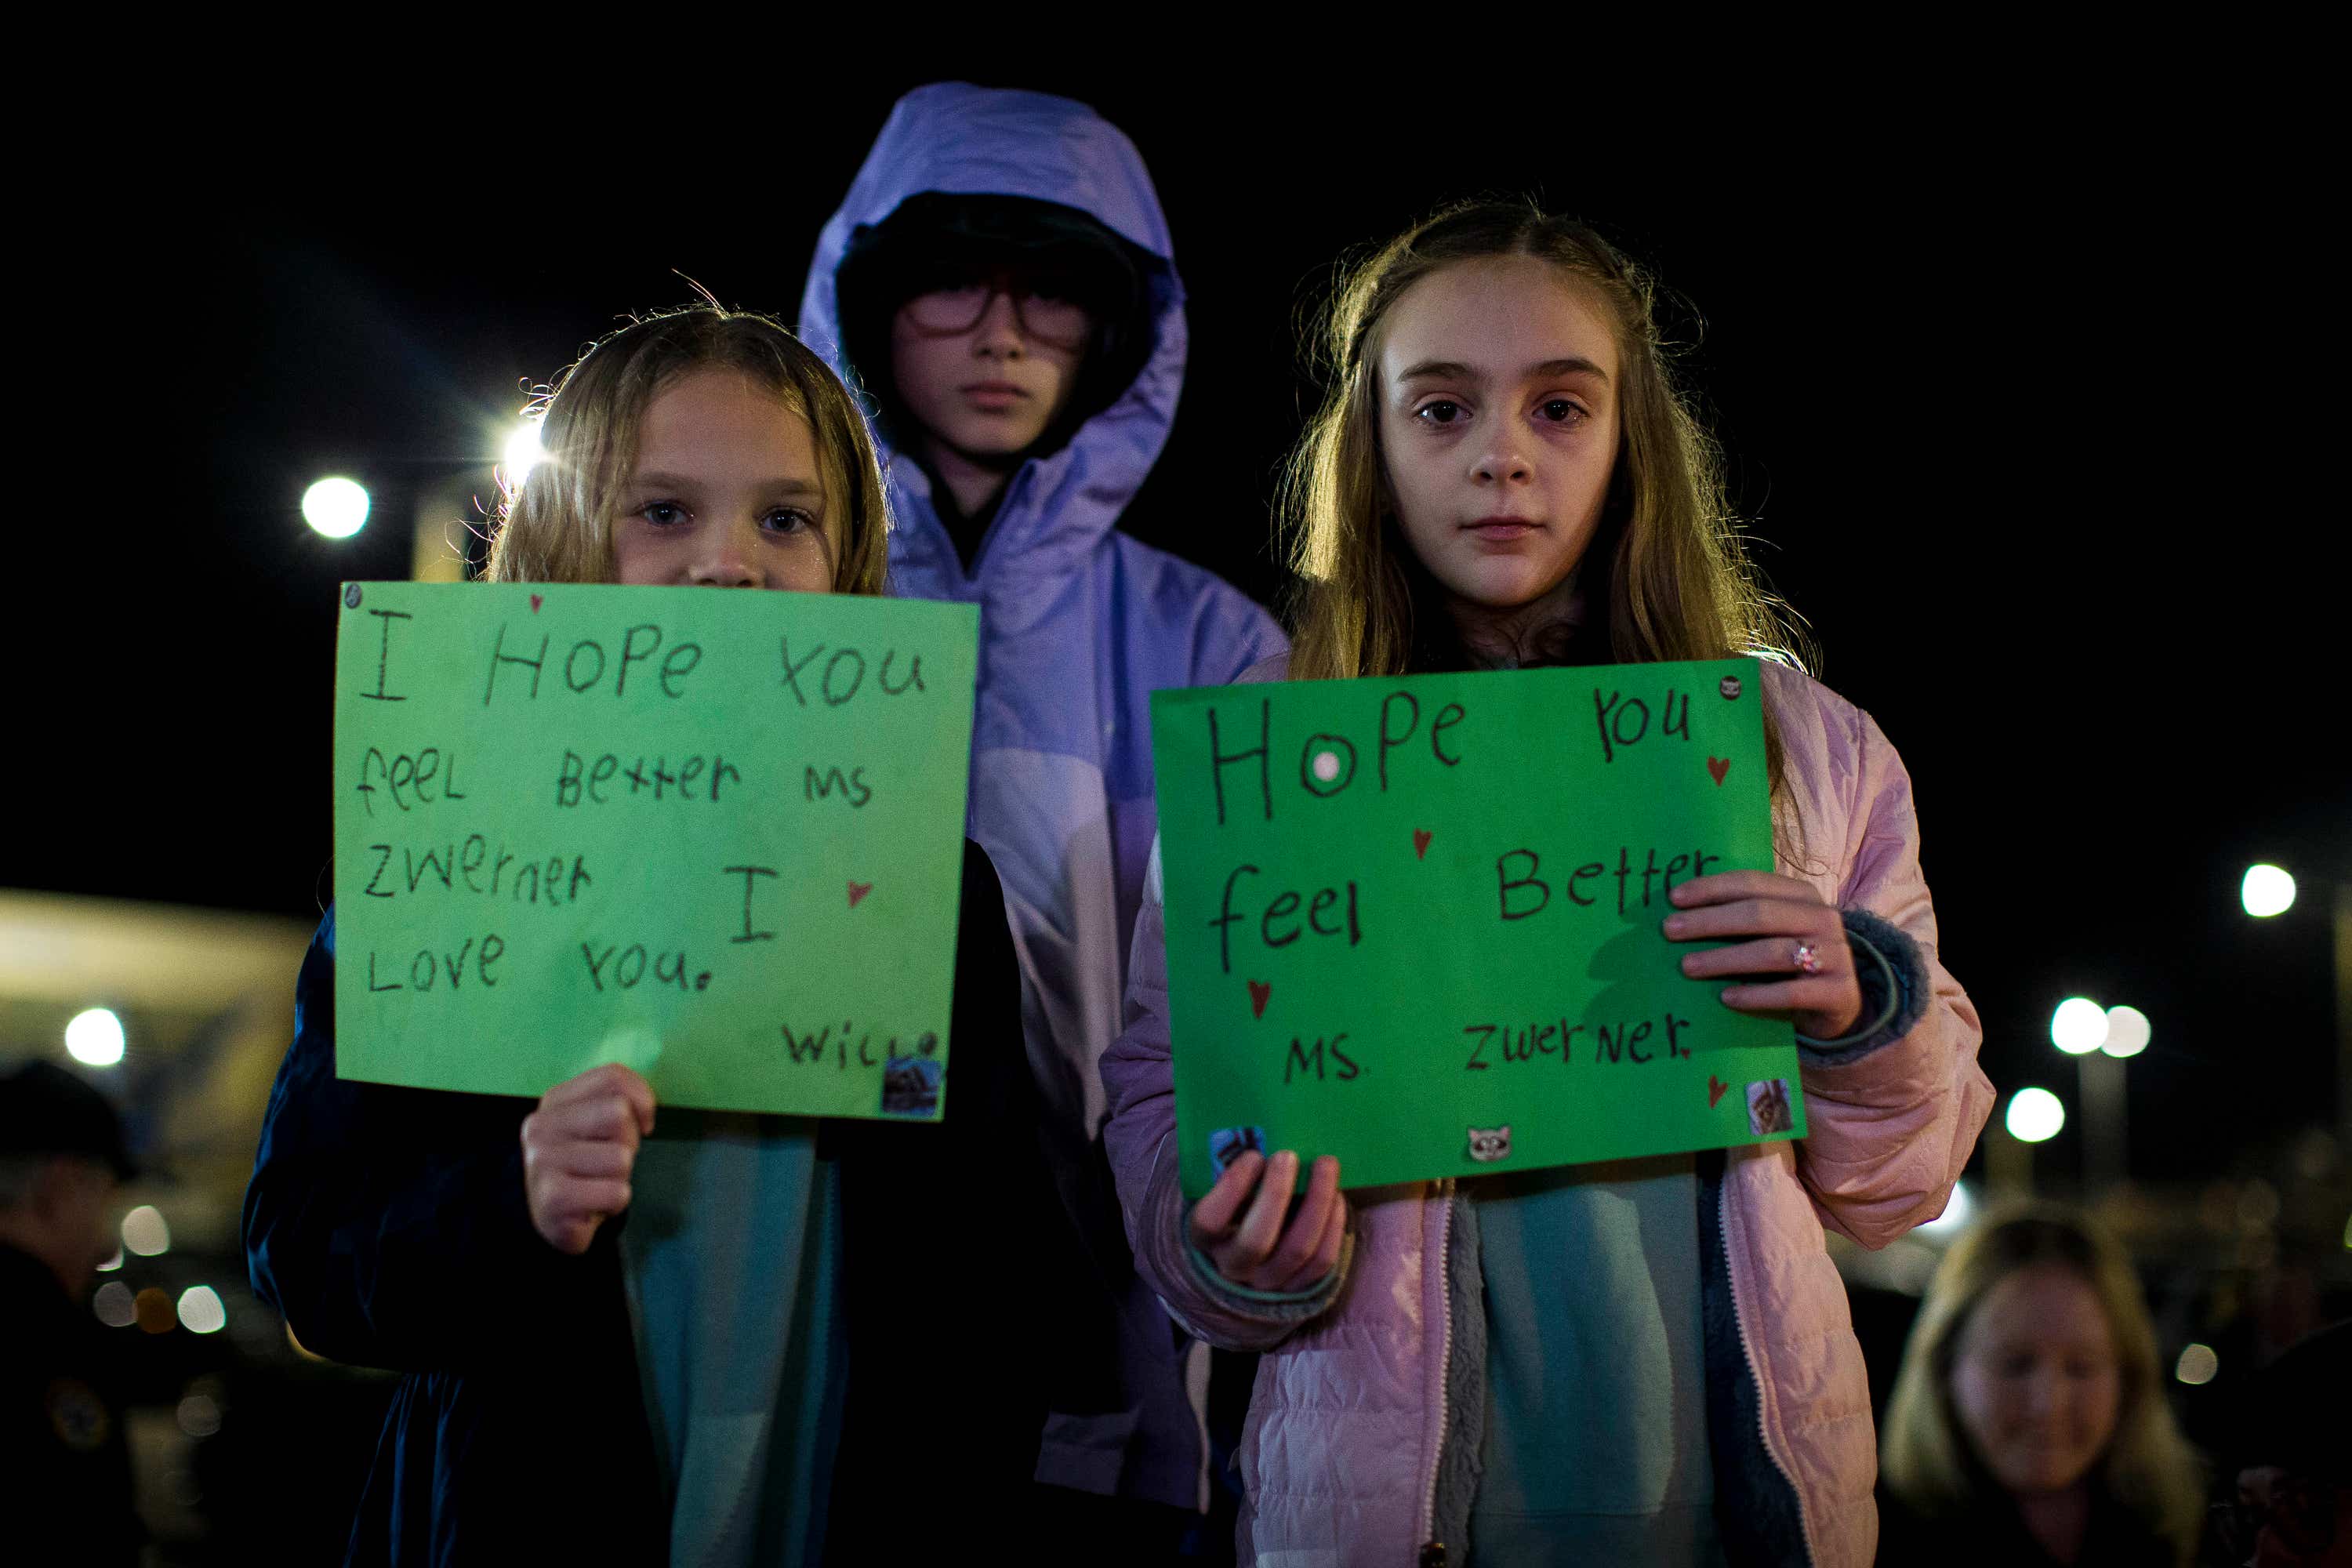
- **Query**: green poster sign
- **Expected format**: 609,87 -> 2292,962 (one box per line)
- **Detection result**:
1150,659 -> 1805,1197
332,583 -> 978,1120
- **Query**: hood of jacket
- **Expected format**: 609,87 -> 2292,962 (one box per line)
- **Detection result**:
798,82 -> 1184,595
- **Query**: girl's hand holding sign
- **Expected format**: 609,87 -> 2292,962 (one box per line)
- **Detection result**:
1191,1149 -> 1345,1293
521,1063 -> 655,1255
1664,869 -> 1865,1042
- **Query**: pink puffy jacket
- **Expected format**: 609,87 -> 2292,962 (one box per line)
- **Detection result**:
1102,660 -> 1991,1566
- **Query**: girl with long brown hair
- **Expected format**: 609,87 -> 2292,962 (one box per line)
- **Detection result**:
1101,202 -> 1993,1566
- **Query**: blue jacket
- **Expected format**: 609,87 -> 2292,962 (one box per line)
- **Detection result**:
800,82 -> 1287,1510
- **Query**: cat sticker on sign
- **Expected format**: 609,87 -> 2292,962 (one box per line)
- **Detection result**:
1466,1125 -> 1512,1163
1747,1080 -> 1793,1137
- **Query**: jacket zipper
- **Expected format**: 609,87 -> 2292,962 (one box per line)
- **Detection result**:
1719,1165 -> 1813,1563
1418,1181 -> 1455,1559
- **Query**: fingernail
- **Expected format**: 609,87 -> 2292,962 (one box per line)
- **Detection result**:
1663,914 -> 1687,935
1668,884 -> 1693,906
1679,955 -> 1698,976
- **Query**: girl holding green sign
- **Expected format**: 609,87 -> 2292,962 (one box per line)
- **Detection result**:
247,306 -> 1102,1566
1102,204 -> 1993,1567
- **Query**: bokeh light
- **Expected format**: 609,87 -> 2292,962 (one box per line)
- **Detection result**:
64,1007 -> 125,1067
93,1281 -> 136,1327
1916,1178 -> 1975,1240
2241,863 -> 2296,917
176,1393 -> 223,1437
2006,1087 -> 2066,1143
133,1287 -> 176,1334
121,1205 -> 170,1257
2175,1343 -> 2219,1385
2051,997 -> 2108,1055
96,1245 -> 122,1272
302,476 -> 370,539
176,1286 -> 227,1335
502,420 -> 544,488
2101,1005 -> 2152,1059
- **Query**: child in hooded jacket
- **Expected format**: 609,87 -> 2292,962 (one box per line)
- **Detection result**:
1102,203 -> 1994,1567
800,83 -> 1287,1545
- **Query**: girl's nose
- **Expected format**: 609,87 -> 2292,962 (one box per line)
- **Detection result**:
693,518 -> 763,588
1473,447 -> 1532,485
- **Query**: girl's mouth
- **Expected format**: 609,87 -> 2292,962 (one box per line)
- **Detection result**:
1465,518 -> 1541,541
962,382 -> 1029,411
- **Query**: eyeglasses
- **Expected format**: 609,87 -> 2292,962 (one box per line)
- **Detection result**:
2212,1476 -> 2339,1563
901,268 -> 1092,352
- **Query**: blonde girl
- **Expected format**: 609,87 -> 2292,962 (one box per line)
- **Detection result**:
1102,204 -> 1993,1567
247,305 -> 1062,1567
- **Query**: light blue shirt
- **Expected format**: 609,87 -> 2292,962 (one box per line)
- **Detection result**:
1469,1154 -> 1726,1566
619,1112 -> 844,1568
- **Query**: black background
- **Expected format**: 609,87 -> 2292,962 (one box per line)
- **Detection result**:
16,72 -> 2340,1192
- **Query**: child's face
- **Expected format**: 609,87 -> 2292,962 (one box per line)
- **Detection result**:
1377,256 -> 1620,611
890,270 -> 1090,463
1948,1263 -> 2122,1497
609,368 -> 837,591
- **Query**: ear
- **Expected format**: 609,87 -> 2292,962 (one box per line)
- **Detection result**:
1499,1125 -> 1511,1137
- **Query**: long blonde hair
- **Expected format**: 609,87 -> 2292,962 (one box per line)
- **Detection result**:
488,303 -> 891,593
1281,200 -> 1807,797
1881,1204 -> 2205,1564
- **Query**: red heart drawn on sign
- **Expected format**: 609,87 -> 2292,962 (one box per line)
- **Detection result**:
1708,1074 -> 1729,1109
1247,980 -> 1271,1018
1707,757 -> 1730,786
530,593 -> 543,612
847,881 -> 873,909
1413,829 -> 1432,860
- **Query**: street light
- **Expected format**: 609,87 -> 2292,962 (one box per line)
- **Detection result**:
2242,864 -> 2296,917
2049,996 -> 2142,1192
501,420 -> 543,488
64,1007 -> 125,1067
2007,1087 -> 2065,1142
303,477 -> 370,539
2102,1005 -> 2151,1059
2052,996 -> 2108,1054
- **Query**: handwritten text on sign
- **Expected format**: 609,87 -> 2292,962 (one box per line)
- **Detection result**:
1149,659 -> 1805,1196
333,583 -> 978,1119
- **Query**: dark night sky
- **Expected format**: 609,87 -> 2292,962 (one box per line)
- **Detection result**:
15,76 -> 2341,1189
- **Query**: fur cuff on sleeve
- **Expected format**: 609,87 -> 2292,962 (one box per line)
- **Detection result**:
1795,907 -> 1929,1063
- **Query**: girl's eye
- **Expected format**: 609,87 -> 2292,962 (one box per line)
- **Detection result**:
1415,400 -> 1468,426
641,502 -> 688,527
763,508 -> 815,534
1537,399 -> 1586,424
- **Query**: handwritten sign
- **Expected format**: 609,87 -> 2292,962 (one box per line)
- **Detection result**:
333,583 -> 978,1120
1150,659 -> 1805,1196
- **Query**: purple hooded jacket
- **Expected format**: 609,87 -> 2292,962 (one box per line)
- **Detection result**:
799,84 -> 1287,1510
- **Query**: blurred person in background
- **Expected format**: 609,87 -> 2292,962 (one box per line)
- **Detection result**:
0,1059 -> 141,1564
2209,1320 -> 2350,1567
1880,1203 -> 2205,1566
